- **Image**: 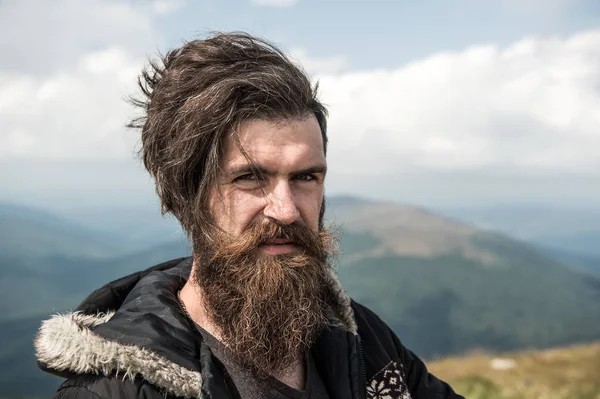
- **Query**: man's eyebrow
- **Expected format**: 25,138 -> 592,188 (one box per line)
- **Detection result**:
294,165 -> 328,176
225,164 -> 269,178
225,164 -> 327,177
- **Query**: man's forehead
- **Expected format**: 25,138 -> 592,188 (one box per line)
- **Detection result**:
221,116 -> 325,169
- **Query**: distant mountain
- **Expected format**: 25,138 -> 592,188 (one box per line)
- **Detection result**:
59,205 -> 185,248
329,198 -> 600,358
0,203 -> 192,321
330,200 -> 493,262
539,246 -> 600,274
2,198 -> 600,397
0,203 -> 80,226
435,204 -> 600,239
0,203 -> 128,259
326,195 -> 372,208
436,204 -> 600,256
0,240 -> 191,322
0,240 -> 192,396
0,316 -> 63,397
531,230 -> 600,257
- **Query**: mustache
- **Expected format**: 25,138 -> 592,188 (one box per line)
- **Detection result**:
210,221 -> 337,263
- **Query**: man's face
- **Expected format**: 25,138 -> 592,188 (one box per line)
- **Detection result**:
197,115 -> 332,377
210,115 -> 326,254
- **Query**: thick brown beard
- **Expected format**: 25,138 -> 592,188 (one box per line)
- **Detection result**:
193,221 -> 337,379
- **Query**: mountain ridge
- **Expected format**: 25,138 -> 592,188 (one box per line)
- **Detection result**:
1,197 -> 599,397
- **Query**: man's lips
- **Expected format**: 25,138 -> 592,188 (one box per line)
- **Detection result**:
264,238 -> 294,245
259,239 -> 297,254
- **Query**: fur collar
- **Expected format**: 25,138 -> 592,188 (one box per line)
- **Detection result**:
35,311 -> 205,398
34,268 -> 356,398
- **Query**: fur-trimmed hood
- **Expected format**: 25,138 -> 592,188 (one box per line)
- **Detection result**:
35,257 -> 356,398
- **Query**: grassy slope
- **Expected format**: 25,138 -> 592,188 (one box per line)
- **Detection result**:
428,342 -> 600,399
331,200 -> 600,359
338,231 -> 600,358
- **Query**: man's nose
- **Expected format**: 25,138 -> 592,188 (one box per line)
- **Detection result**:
263,181 -> 300,225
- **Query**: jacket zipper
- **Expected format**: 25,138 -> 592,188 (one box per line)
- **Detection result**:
356,334 -> 367,399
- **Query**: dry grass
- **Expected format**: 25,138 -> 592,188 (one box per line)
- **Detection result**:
336,203 -> 498,263
427,342 -> 600,399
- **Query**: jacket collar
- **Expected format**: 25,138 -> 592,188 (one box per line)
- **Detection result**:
35,257 -> 357,398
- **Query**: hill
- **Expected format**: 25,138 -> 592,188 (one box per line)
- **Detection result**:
0,243 -> 192,396
0,316 -> 63,397
331,199 -> 600,358
330,199 -> 495,262
436,204 -> 600,242
540,247 -> 600,275
0,240 -> 191,321
428,342 -> 600,399
1,198 -> 599,397
0,203 -> 127,259
436,204 -> 600,259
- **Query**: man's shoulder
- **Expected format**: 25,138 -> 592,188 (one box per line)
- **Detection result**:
350,299 -> 396,338
74,257 -> 191,314
349,300 -> 466,399
349,299 -> 406,365
53,374 -> 168,399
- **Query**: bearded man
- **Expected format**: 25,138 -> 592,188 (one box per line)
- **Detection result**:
35,33 -> 463,399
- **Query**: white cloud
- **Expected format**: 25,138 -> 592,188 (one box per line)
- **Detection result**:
0,0 -> 159,75
318,29 -> 600,176
251,0 -> 298,7
0,47 -> 143,160
0,0 -> 158,161
290,48 -> 347,75
152,0 -> 188,15
1,0 -> 599,205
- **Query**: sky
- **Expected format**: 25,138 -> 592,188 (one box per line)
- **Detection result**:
1,0 -> 599,212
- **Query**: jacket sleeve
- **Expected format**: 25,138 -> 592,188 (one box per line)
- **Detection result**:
51,375 -> 165,399
389,329 -> 465,399
53,386 -> 103,399
370,319 -> 465,399
351,300 -> 465,398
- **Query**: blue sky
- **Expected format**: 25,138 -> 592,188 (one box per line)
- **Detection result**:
159,0 -> 600,69
0,0 -> 599,211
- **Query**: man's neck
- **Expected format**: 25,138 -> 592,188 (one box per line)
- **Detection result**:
179,280 -> 222,340
179,278 -> 307,390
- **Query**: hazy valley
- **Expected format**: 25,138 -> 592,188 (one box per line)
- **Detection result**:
1,197 -> 599,397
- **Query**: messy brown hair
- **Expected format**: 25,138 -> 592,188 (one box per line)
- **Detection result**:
129,32 -> 328,240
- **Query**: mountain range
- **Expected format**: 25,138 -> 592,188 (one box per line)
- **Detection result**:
1,197 -> 599,397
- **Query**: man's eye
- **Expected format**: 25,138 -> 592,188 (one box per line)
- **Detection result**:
234,173 -> 257,182
233,174 -> 263,187
295,174 -> 315,181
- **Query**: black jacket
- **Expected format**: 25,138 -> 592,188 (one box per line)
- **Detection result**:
35,257 -> 464,399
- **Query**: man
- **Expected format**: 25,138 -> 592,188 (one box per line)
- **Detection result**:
35,33 -> 464,399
